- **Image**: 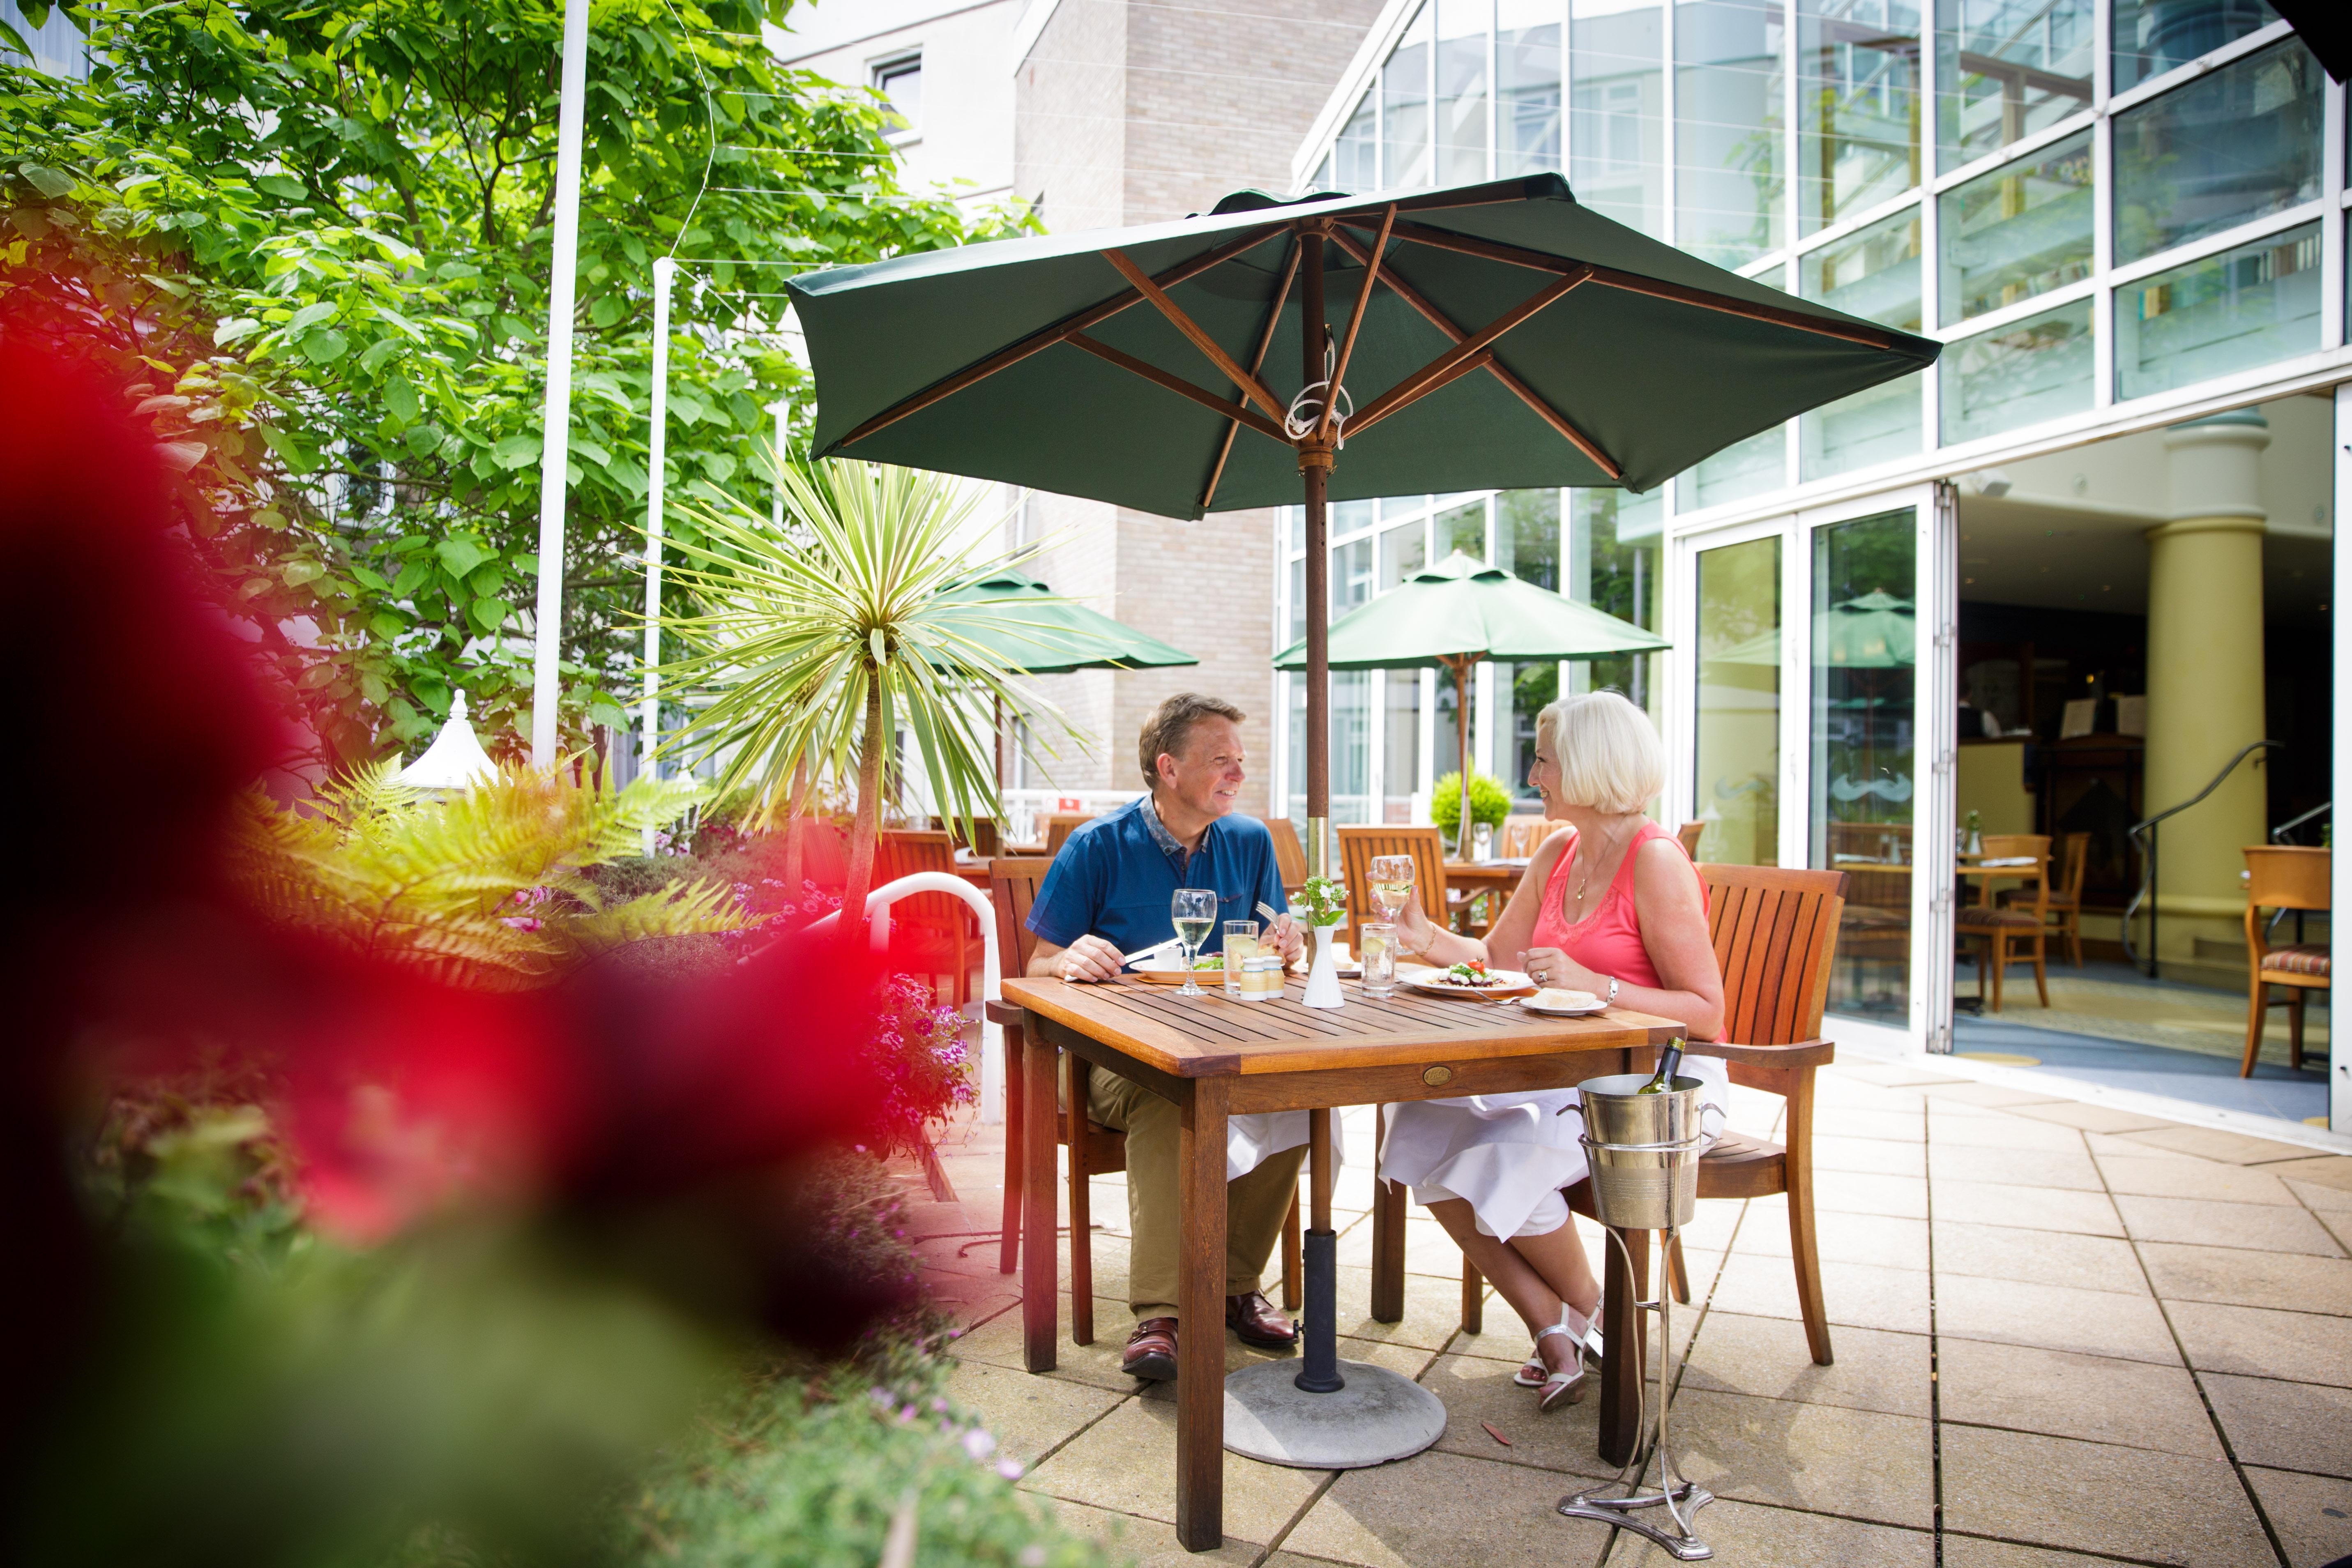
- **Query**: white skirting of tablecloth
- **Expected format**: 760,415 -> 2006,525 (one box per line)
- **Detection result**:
1379,1057 -> 1729,1240
1227,1110 -> 1344,1183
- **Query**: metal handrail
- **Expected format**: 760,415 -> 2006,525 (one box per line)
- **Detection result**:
2122,739 -> 2281,975
2270,800 -> 2330,844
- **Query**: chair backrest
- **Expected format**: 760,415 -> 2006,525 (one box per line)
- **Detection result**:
1260,815 -> 1310,892
1977,833 -> 2050,915
1045,813 -> 1093,856
1336,824 -> 1450,950
2244,845 -> 2329,913
2058,831 -> 2090,900
878,829 -> 961,930
930,815 -> 999,858
1677,820 -> 1705,857
1698,864 -> 1848,1048
1499,814 -> 1552,859
987,857 -> 1056,977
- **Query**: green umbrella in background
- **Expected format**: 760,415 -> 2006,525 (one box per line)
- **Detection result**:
1273,550 -> 1666,847
932,567 -> 1198,788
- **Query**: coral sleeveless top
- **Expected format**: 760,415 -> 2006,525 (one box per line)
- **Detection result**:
1527,819 -> 1705,994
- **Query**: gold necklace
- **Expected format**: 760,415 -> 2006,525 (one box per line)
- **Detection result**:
1566,822 -> 1632,920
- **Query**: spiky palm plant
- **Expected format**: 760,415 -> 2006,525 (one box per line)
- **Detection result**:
656,460 -> 1078,935
234,764 -> 751,991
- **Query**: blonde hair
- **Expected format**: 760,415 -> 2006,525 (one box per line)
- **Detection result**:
1537,691 -> 1663,814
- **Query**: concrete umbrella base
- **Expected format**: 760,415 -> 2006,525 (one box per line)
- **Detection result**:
1222,1360 -> 1447,1469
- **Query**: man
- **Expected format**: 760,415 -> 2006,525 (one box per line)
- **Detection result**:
1026,692 -> 1309,1379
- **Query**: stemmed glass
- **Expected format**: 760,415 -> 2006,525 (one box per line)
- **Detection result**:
1368,855 -> 1415,922
1170,887 -> 1218,997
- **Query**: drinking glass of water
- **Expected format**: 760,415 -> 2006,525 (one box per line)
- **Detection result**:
1171,887 -> 1218,997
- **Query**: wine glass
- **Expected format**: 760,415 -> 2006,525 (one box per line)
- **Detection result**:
1368,854 -> 1414,923
1170,887 -> 1218,997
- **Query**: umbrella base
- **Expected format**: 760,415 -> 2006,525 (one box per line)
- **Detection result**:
1222,1360 -> 1446,1469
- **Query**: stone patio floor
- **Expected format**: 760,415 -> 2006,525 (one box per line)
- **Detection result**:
907,1062 -> 2352,1568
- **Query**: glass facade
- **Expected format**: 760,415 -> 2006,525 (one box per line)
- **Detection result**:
1693,534 -> 1781,864
1941,296 -> 2094,444
2111,0 -> 2277,95
1796,0 -> 1924,237
1574,0 -> 1668,237
1676,0 -> 1785,267
2113,39 -> 2321,266
1933,0 -> 2092,174
2115,222 -> 2322,399
1939,132 -> 2093,325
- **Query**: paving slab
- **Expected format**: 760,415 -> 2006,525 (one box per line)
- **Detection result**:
1045,1497 -> 1267,1564
1929,1179 -> 2125,1237
1710,1250 -> 1930,1334
943,1358 -> 1128,1468
1934,1273 -> 2182,1364
1729,1206 -> 1929,1271
1929,1142 -> 2106,1192
2004,1101 -> 2183,1135
1675,1311 -> 1928,1418
1929,1219 -> 2151,1294
1810,1133 -> 1928,1178
2138,1239 -> 2352,1315
1916,1082 -> 2068,1110
1934,1339 -> 2220,1457
1831,1062 -> 1963,1089
949,1294 -> 1152,1393
1656,1386 -> 1934,1528
1815,1105 -> 1929,1144
2169,1301 -> 2352,1384
1603,1496 -> 1933,1567
1020,1398 -> 1328,1545
2119,1124 -> 2320,1166
1940,1536 -> 2170,1566
1416,1349 -> 1621,1482
2115,1193 -> 2347,1256
1278,1448 -> 1619,1568
2201,1372 -> 2352,1477
1328,1262 -> 1484,1352
1926,1109 -> 2092,1152
1335,1215 -> 1473,1279
1939,1424 -> 2274,1564
2245,1464 -> 2352,1568
2273,1156 -> 2352,1196
2094,1153 -> 2301,1206
1806,1169 -> 1929,1220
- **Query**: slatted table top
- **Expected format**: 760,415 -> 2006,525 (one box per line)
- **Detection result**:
1001,974 -> 1677,1078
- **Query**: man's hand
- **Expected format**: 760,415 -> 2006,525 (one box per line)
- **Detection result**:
1267,915 -> 1306,968
1055,934 -> 1126,983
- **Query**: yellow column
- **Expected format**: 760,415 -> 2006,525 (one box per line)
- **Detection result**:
2144,411 -> 2270,974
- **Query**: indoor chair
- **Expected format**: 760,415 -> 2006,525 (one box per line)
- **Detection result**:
2241,845 -> 2330,1077
1957,834 -> 2050,1012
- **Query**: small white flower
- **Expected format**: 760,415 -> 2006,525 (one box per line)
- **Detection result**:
962,1428 -> 998,1460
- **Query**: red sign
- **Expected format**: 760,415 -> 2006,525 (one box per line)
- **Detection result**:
1057,797 -> 1081,812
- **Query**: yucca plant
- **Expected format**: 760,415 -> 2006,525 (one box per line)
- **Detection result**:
656,459 -> 1078,936
234,764 -> 753,991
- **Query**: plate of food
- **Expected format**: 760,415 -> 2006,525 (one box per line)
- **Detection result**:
1132,953 -> 1229,986
1401,959 -> 1537,999
1520,986 -> 1607,1016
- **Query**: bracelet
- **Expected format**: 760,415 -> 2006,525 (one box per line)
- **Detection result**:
1604,976 -> 1619,1007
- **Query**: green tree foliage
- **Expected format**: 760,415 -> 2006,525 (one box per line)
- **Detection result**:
0,0 -> 1030,772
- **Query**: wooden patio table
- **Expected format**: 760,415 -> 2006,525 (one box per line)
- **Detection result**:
997,972 -> 1678,1552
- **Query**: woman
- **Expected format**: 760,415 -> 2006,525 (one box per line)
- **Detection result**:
1382,691 -> 1727,1411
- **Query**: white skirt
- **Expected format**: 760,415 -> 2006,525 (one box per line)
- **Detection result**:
1228,1110 -> 1344,1183
1379,1057 -> 1729,1241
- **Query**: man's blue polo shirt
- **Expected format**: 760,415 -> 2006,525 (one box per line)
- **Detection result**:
1026,797 -> 1290,962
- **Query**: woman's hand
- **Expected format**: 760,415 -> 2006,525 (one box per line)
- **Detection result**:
1392,887 -> 1442,955
1518,946 -> 1603,992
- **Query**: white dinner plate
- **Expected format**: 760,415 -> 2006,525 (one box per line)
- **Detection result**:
1520,994 -> 1609,1016
1400,965 -> 1537,999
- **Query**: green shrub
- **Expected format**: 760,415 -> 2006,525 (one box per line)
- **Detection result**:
1430,772 -> 1514,839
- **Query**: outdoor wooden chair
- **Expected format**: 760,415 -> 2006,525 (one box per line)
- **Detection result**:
1044,813 -> 1093,857
989,859 -> 1302,1329
1453,863 -> 1846,1367
1336,823 -> 1451,954
878,829 -> 974,1004
2005,831 -> 2088,968
1260,814 -> 1309,898
2241,845 -> 2330,1077
1958,833 -> 2050,1011
930,814 -> 1000,858
1499,814 -> 1553,859
1677,820 -> 1705,857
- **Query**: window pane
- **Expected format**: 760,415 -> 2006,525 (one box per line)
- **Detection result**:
1379,518 -> 1429,590
1385,3 -> 1435,187
1287,672 -> 1306,824
1799,205 -> 1922,478
1335,94 -> 1379,191
1289,556 -> 1306,647
1797,0 -> 1924,236
1334,670 -> 1371,823
1495,488 -> 1561,591
1940,297 -> 2093,444
1503,659 -> 1558,802
2112,0 -> 2277,94
1932,0 -> 2093,174
2114,39 -> 2322,266
1334,499 -> 1376,536
1695,533 -> 1781,865
1810,508 -> 1916,1023
2115,222 -> 2322,400
1436,497 -> 1488,559
1689,424 -> 1787,508
1675,0 -> 1786,266
876,61 -> 922,131
1500,0 -> 1564,173
1937,130 -> 2093,324
1574,0 -> 1668,238
1384,672 -> 1422,821
1334,536 -> 1375,613
1286,504 -> 1304,553
1438,0 -> 1491,184
1803,373 -> 1923,478
1380,493 -> 1432,521
1568,487 -> 1664,711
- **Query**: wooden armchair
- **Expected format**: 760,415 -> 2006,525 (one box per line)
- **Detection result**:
1452,862 -> 1846,1367
1044,813 -> 1094,856
2241,845 -> 2330,1077
1499,814 -> 1553,859
878,829 -> 973,1004
1336,823 -> 1451,956
929,814 -> 1000,858
1260,814 -> 1310,899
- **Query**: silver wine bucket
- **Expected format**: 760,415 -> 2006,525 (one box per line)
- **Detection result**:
1577,1073 -> 1707,1231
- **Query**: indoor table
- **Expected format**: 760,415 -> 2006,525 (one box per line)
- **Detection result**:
997,973 -> 1676,1552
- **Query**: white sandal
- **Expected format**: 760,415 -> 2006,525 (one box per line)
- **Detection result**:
1513,1303 -> 1601,1410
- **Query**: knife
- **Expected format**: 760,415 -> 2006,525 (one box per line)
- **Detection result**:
1120,935 -> 1182,966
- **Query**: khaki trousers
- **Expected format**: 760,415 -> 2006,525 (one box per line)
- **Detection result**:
1083,1068 -> 1306,1320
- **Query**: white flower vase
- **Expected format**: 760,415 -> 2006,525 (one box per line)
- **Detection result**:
1302,924 -> 1345,1009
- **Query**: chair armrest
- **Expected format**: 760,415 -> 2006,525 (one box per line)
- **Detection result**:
984,999 -> 1027,1028
1682,1037 -> 1836,1070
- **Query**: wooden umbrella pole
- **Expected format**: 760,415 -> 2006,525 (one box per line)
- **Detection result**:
1300,228 -> 1331,883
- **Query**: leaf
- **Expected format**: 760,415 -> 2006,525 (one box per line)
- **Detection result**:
492,433 -> 540,471
302,328 -> 350,364
469,596 -> 512,633
286,300 -> 338,334
20,163 -> 74,199
1480,1421 -> 1511,1446
434,538 -> 491,579
358,336 -> 403,373
255,174 -> 307,200
403,422 -> 442,456
283,560 -> 325,587
589,294 -> 624,327
383,376 -> 419,423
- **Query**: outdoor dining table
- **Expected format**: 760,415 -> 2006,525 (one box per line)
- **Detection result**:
995,972 -> 1678,1551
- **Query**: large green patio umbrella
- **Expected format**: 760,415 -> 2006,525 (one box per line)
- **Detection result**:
932,567 -> 1198,787
1273,550 -> 1666,845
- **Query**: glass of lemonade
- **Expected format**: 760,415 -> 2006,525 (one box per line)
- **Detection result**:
1360,922 -> 1398,996
1223,920 -> 1258,997
1171,887 -> 1217,997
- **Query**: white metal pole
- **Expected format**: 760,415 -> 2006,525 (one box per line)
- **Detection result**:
640,257 -> 675,849
529,0 -> 593,769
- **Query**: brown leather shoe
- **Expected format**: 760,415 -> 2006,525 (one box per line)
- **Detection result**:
1122,1317 -> 1179,1380
1226,1290 -> 1298,1349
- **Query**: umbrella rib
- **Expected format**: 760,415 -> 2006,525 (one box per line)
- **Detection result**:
1347,215 -> 1902,352
1345,350 -> 1495,436
1200,236 -> 1302,513
1066,332 -> 1290,443
832,223 -> 1287,450
1317,203 -> 1395,444
1344,269 -> 1589,435
1102,248 -> 1285,422
1328,226 -> 1622,479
